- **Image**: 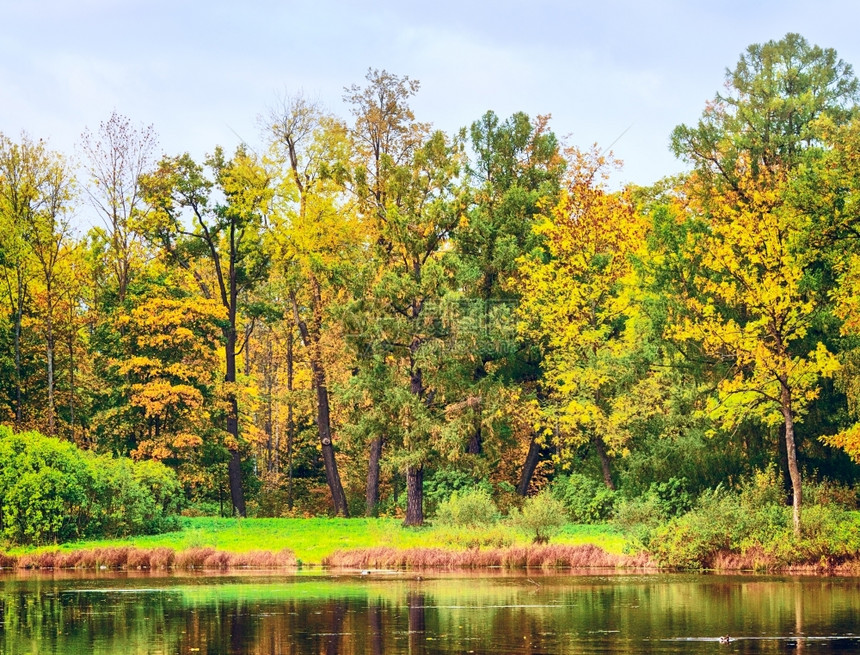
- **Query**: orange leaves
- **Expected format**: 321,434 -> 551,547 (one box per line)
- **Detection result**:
129,381 -> 204,419
822,424 -> 860,463
112,290 -> 225,470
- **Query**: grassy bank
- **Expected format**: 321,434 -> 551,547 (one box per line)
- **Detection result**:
3,517 -> 627,566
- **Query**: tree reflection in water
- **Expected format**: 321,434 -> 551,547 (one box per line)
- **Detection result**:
0,572 -> 859,654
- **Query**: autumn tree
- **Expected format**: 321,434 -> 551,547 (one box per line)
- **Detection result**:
0,134 -> 77,435
264,95 -> 355,516
670,34 -> 859,534
791,116 -> 860,463
139,147 -> 271,516
102,284 -> 226,490
344,70 -> 465,524
514,147 -> 657,491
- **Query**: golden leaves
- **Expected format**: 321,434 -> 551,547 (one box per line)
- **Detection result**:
674,157 -> 837,427
513,146 -> 652,456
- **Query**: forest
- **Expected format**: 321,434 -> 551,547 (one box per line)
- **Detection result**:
4,33 -> 860,543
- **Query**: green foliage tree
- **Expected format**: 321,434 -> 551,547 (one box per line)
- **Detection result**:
454,111 -> 565,495
344,70 -> 465,526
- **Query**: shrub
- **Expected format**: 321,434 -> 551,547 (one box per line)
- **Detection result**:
508,491 -> 568,544
612,477 -> 692,550
551,473 -> 616,523
644,467 -> 860,569
434,488 -> 499,528
0,428 -> 92,544
766,504 -> 860,566
0,427 -> 182,545
648,487 -> 740,568
89,456 -> 150,537
424,469 -> 493,516
131,458 -> 183,532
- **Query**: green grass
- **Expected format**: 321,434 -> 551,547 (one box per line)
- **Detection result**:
553,523 -> 627,554
7,517 -> 628,565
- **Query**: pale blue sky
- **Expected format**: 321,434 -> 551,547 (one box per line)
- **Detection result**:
3,0 -> 860,194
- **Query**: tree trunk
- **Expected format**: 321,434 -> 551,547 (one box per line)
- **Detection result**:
46,301 -> 55,434
225,324 -> 246,517
263,336 -> 275,473
13,274 -> 23,429
287,330 -> 295,510
592,434 -> 616,490
291,290 -> 349,517
404,343 -> 426,525
781,382 -> 802,536
467,425 -> 482,455
517,433 -> 543,496
68,315 -> 75,441
366,435 -> 384,516
404,465 -> 424,526
316,375 -> 349,516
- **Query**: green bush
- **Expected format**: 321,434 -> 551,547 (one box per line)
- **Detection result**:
89,456 -> 183,536
612,477 -> 692,550
644,468 -> 860,569
424,469 -> 493,515
612,495 -> 666,550
767,505 -> 860,566
648,487 -> 741,568
0,428 -> 92,543
434,488 -> 499,527
508,491 -> 568,544
0,427 -> 182,545
130,458 -> 183,532
551,473 -> 616,523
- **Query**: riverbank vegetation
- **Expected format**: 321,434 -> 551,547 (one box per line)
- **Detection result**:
5,33 -> 860,567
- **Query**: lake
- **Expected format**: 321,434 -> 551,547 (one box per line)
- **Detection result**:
1,569 -> 858,653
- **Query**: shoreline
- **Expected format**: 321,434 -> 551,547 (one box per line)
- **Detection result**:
2,542 -> 859,575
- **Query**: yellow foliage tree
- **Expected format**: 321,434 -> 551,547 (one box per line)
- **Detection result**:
672,163 -> 839,535
514,147 -> 655,489
109,293 -> 227,490
265,95 -> 357,517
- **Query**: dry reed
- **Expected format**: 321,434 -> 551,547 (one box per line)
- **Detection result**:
322,544 -> 653,569
10,545 -> 296,570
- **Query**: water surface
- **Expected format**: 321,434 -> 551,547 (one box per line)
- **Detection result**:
1,569 -> 858,653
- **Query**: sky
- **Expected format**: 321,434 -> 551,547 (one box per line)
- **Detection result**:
4,0 -> 860,208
